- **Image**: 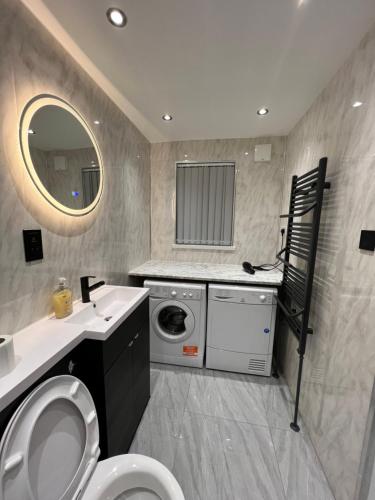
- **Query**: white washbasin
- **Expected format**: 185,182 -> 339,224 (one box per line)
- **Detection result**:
65,286 -> 148,339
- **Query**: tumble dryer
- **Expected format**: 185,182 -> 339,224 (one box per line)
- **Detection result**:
206,284 -> 277,376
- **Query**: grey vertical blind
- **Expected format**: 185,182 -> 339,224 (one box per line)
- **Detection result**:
176,162 -> 235,246
82,167 -> 100,206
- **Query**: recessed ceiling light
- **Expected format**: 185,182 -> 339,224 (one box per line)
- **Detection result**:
244,151 -> 249,156
162,114 -> 172,121
94,120 -> 100,125
106,7 -> 127,28
184,154 -> 188,158
28,128 -> 35,134
257,107 -> 269,116
352,101 -> 363,108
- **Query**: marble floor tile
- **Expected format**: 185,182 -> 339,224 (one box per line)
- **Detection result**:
173,412 -> 231,500
149,363 -> 192,411
173,412 -> 285,500
185,368 -> 269,427
130,365 -> 333,500
263,378 -> 305,432
220,418 -> 286,500
271,428 -> 334,500
150,364 -> 162,395
129,404 -> 182,470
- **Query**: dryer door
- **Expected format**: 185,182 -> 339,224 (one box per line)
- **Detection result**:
152,300 -> 195,343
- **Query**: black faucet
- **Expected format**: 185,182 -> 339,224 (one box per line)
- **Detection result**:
80,276 -> 105,303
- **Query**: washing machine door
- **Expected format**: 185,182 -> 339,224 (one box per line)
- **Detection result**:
152,300 -> 195,343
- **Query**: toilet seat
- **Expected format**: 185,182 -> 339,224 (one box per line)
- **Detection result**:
0,376 -> 184,500
0,375 -> 100,500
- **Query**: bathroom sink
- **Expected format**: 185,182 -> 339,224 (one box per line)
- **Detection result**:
65,286 -> 148,339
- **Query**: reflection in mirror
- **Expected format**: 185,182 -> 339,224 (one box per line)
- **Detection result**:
20,96 -> 103,216
29,105 -> 99,210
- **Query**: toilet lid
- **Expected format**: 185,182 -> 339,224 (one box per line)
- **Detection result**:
0,375 -> 100,500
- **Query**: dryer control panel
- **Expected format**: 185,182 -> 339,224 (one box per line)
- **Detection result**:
208,284 -> 277,305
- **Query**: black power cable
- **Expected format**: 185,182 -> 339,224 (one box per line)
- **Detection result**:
242,228 -> 285,275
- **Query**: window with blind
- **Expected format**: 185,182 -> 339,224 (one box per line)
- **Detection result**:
82,167 -> 100,207
176,162 -> 235,246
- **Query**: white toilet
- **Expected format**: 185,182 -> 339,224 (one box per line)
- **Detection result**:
0,375 -> 184,500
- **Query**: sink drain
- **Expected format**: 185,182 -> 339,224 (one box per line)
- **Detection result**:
104,316 -> 113,322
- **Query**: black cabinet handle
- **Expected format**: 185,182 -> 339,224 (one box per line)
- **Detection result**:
134,332 -> 140,340
68,360 -> 75,374
128,341 -> 134,348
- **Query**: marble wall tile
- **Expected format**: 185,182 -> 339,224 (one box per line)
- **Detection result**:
279,21 -> 375,500
150,136 -> 286,264
0,0 -> 151,334
356,378 -> 375,500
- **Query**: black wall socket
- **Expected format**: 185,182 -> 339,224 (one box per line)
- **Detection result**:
359,230 -> 375,252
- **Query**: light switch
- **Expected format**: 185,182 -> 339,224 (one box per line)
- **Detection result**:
23,229 -> 43,262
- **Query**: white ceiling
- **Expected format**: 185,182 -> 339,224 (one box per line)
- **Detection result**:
23,0 -> 375,143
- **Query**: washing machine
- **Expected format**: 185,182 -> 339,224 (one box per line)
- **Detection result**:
144,280 -> 206,368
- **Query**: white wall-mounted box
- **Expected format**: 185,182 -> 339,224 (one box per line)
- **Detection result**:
254,144 -> 272,162
54,155 -> 67,171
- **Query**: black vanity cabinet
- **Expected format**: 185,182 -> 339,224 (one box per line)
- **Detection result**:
78,296 -> 150,458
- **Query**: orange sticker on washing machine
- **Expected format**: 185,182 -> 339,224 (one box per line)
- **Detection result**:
183,345 -> 198,356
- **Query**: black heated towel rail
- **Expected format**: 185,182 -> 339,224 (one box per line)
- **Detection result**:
276,157 -> 330,432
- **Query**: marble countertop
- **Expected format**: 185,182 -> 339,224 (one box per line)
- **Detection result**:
0,286 -> 149,413
129,260 -> 283,286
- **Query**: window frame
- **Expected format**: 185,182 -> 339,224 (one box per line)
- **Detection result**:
174,161 -> 237,249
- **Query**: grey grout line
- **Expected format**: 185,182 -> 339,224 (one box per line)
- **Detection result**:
268,425 -> 288,500
142,367 -> 187,474
170,366 -> 194,473
184,407 -> 271,430
293,425 -> 336,499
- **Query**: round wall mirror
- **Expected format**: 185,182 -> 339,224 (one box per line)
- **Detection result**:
20,95 -> 103,216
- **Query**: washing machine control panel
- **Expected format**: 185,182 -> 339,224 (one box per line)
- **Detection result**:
145,282 -> 202,300
169,289 -> 200,300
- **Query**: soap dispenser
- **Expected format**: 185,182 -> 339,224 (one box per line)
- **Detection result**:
52,277 -> 73,319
